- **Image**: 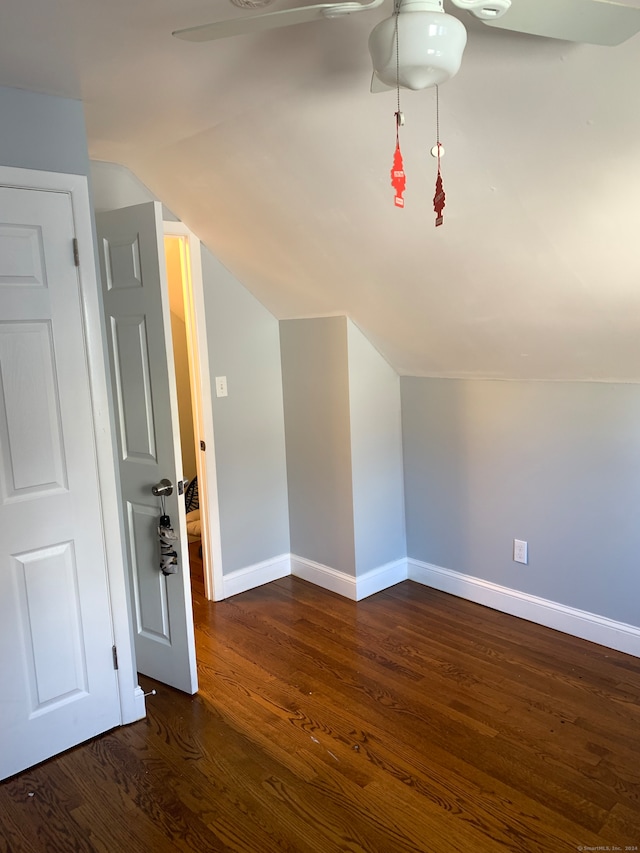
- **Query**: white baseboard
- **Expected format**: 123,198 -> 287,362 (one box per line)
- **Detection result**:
355,559 -> 408,600
222,553 -> 407,601
222,553 -> 291,599
120,684 -> 147,725
132,685 -> 147,721
290,555 -> 357,599
290,555 -> 408,601
218,552 -> 640,657
408,558 -> 640,658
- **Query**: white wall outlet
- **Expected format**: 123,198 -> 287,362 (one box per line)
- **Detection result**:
513,539 -> 528,565
215,376 -> 228,398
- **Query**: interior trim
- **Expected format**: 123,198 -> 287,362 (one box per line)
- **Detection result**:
219,551 -> 640,658
222,553 -> 291,599
408,558 -> 640,658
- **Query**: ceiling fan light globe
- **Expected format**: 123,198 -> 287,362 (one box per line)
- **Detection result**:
368,11 -> 467,90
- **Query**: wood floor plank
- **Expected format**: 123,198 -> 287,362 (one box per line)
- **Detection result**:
2,566 -> 640,852
205,592 -> 616,822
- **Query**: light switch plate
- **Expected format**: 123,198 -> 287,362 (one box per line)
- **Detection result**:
215,376 -> 228,398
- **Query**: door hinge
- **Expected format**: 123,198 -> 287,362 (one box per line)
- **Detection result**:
112,645 -> 119,670
72,238 -> 80,267
200,440 -> 206,451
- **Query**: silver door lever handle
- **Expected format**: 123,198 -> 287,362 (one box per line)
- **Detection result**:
152,478 -> 173,497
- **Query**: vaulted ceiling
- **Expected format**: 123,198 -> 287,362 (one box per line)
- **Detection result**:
2,0 -> 640,380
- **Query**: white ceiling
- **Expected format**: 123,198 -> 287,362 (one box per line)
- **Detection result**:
2,0 -> 640,380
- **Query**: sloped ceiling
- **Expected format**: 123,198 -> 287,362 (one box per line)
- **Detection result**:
2,0 -> 640,380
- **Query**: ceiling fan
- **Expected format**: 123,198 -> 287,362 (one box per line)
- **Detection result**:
173,0 -> 640,92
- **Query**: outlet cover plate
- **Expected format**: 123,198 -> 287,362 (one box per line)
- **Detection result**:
513,539 -> 528,564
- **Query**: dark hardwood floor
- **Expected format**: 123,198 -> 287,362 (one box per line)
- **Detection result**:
2,546 -> 640,852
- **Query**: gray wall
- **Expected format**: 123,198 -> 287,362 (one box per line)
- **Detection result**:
402,377 -> 640,626
280,317 -> 406,577
202,248 -> 290,573
280,317 -> 356,574
0,86 -> 90,175
347,322 -> 406,574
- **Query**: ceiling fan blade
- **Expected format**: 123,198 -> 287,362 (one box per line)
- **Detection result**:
481,0 -> 640,46
173,0 -> 384,42
173,5 -> 332,41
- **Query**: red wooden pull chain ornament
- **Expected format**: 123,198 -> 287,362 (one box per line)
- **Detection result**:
433,154 -> 445,226
389,1 -> 407,208
391,111 -> 406,208
433,85 -> 445,227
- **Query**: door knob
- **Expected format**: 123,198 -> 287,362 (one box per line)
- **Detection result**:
152,478 -> 174,497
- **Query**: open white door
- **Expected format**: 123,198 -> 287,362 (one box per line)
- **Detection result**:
0,178 -> 121,779
97,202 -> 198,695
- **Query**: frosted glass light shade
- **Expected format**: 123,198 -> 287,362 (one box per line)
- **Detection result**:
368,10 -> 467,90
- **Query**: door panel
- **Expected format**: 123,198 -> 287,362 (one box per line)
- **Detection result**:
0,184 -> 121,780
14,541 -> 87,708
0,322 -> 67,497
128,500 -> 172,642
110,314 -> 157,460
97,202 -> 197,695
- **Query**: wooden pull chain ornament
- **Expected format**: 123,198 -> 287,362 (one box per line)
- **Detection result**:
391,111 -> 406,208
433,86 -> 445,227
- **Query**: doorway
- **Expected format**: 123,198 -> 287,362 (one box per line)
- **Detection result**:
162,223 -> 223,603
165,235 -> 206,588
97,203 -> 224,695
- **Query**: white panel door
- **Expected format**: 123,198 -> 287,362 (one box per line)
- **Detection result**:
97,202 -> 197,694
0,185 -> 121,780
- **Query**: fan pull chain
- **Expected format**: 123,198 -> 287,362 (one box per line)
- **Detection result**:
390,0 -> 406,208
433,85 -> 446,226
